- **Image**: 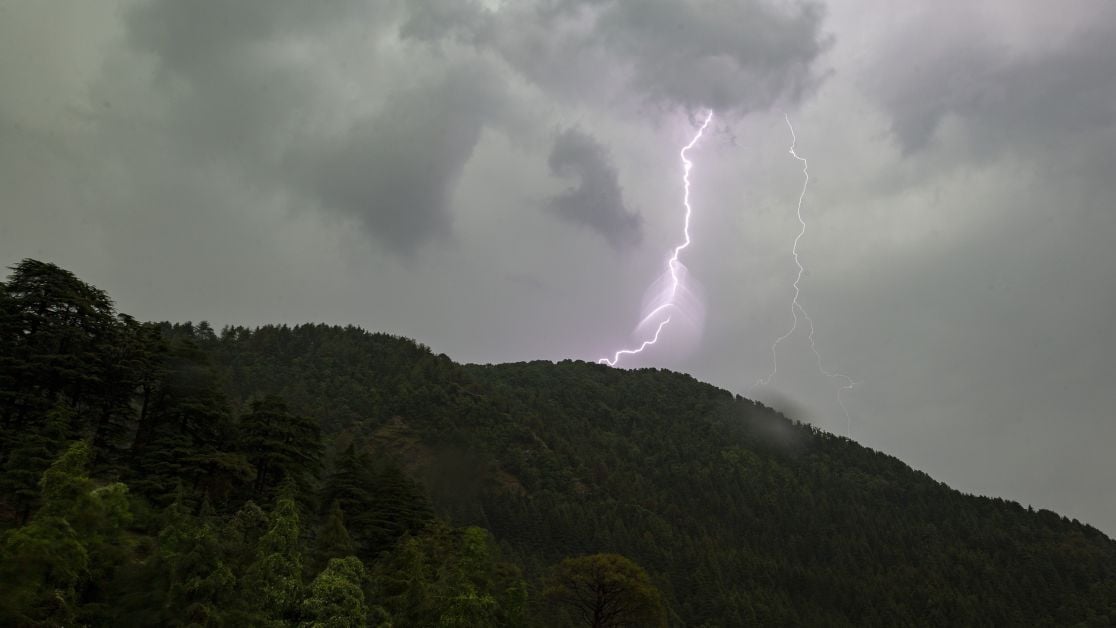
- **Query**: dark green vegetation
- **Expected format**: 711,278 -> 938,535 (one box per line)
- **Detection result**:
544,554 -> 666,627
1,259 -> 1115,626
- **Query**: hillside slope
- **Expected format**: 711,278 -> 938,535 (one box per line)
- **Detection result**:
207,323 -> 1116,626
2,260 -> 1114,626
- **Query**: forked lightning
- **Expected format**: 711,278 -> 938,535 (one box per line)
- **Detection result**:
599,111 -> 713,367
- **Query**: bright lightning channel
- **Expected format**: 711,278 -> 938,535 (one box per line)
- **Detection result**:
757,114 -> 859,435
599,110 -> 714,367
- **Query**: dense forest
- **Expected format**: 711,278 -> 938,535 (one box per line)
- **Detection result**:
2,259 -> 1115,626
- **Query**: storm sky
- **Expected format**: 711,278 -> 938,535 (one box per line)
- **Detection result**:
3,1 -> 1115,533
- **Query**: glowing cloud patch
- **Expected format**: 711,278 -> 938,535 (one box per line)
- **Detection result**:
599,110 -> 714,367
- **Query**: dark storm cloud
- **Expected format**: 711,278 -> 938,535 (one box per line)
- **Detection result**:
123,0 -> 494,253
547,128 -> 641,249
125,0 -> 376,161
592,0 -> 830,113
128,1 -> 359,70
115,0 -> 831,256
404,0 -> 831,115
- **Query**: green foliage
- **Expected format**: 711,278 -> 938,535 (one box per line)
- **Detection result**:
0,515 -> 88,625
301,556 -> 368,628
0,441 -> 133,625
223,499 -> 270,573
543,554 -> 665,628
128,335 -> 245,508
243,487 -> 305,623
0,259 -> 117,427
38,440 -> 95,518
0,403 -> 72,523
323,445 -> 433,561
239,395 -> 323,505
160,507 -> 236,626
313,500 -> 356,574
369,522 -> 527,627
2,260 -> 1116,627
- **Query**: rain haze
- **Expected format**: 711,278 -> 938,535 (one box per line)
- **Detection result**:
2,0 -> 1115,535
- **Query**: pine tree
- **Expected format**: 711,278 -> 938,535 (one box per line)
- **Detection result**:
364,463 -> 433,558
312,500 -> 356,575
322,444 -> 379,559
369,522 -> 527,627
0,511 -> 89,625
300,556 -> 368,628
129,336 -> 246,507
0,403 -> 72,523
0,441 -> 132,625
142,488 -> 236,625
0,260 -> 117,447
88,315 -> 160,471
37,439 -> 96,520
243,484 -> 305,623
222,500 -> 269,573
237,394 -> 323,505
323,446 -> 433,560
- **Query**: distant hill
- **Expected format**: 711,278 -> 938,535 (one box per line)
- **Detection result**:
206,323 -> 1116,626
2,259 -> 1115,626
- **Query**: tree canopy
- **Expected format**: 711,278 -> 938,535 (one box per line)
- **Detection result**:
544,554 -> 666,628
2,259 -> 1115,626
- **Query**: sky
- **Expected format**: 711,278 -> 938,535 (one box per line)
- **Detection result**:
2,0 -> 1115,534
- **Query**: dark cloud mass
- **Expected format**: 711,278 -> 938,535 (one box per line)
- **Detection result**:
113,0 -> 831,254
125,0 -> 368,161
405,0 -> 831,115
301,69 -> 499,253
124,0 -> 497,253
547,128 -> 641,249
593,0 -> 829,113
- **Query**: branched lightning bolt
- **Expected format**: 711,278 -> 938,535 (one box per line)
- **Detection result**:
598,317 -> 673,367
758,114 -> 859,435
599,110 -> 713,367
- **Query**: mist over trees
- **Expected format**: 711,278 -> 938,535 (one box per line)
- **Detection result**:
1,259 -> 1115,626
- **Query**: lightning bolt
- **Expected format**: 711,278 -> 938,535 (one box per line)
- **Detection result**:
758,114 -> 859,435
599,110 -> 713,367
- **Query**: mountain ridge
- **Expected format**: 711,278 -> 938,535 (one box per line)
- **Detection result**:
2,259 -> 1114,626
204,322 -> 1116,625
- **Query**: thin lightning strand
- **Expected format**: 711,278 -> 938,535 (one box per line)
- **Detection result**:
803,304 -> 858,436
599,110 -> 713,367
599,317 -> 672,367
758,114 -> 859,435
756,115 -> 810,388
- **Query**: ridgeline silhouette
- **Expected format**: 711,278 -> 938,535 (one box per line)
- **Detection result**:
1,259 -> 1114,626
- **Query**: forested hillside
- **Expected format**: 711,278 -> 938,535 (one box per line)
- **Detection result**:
2,259 -> 1115,626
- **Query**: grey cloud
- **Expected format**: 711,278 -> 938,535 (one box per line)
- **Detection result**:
548,128 -> 641,249
404,0 -> 830,115
127,1 -> 346,70
124,1 -> 370,162
115,0 -> 831,258
593,0 -> 830,113
870,8 -> 1116,156
121,0 -> 494,254
299,70 -> 498,254
400,0 -> 488,43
